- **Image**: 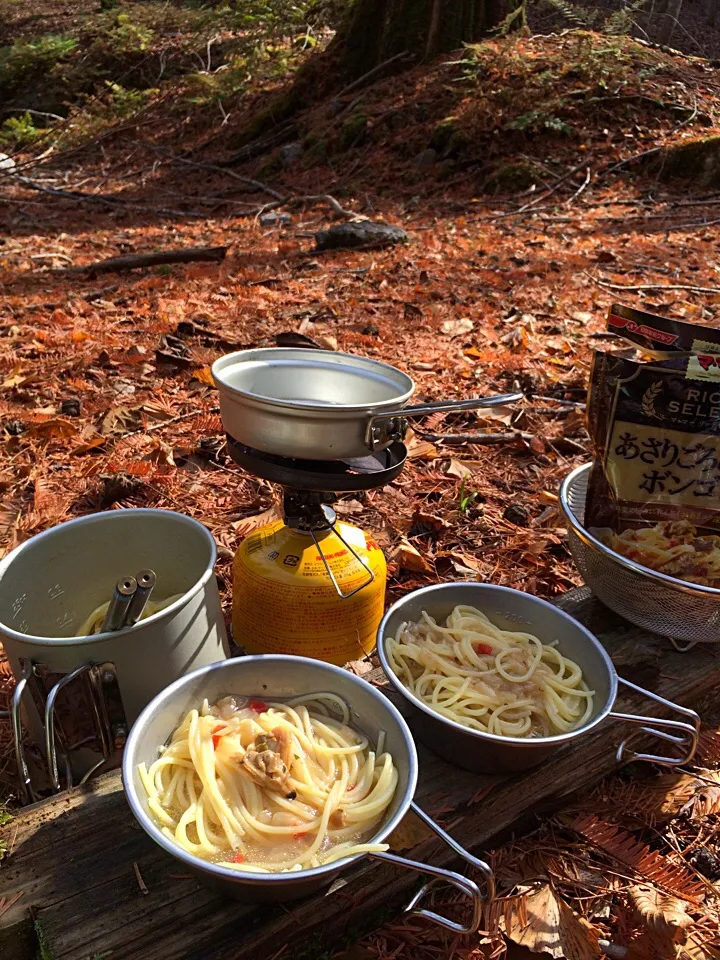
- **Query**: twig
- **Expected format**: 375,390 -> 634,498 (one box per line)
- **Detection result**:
253,195 -> 356,220
422,431 -> 534,445
566,167 -> 591,206
0,891 -> 24,920
14,176 -> 205,219
141,143 -> 286,201
133,861 -> 149,896
334,51 -> 410,100
531,396 -> 586,409
72,246 -> 228,276
586,273 -> 720,295
84,284 -> 119,302
29,252 -> 73,264
119,407 -> 220,440
516,160 -> 589,214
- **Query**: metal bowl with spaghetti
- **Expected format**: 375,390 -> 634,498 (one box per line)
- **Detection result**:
560,463 -> 720,649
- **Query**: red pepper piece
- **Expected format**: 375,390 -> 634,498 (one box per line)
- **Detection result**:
475,643 -> 493,656
249,700 -> 267,713
212,724 -> 224,749
292,832 -> 307,841
232,851 -> 245,863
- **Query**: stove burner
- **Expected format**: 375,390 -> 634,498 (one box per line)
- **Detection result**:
226,437 -> 407,491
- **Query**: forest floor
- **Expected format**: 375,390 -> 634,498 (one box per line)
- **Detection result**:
1,3 -> 720,958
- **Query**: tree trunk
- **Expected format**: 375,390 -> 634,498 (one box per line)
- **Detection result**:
656,0 -> 683,44
338,0 -> 524,80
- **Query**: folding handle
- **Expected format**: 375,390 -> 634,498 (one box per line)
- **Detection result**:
368,801 -> 494,933
610,677 -> 700,767
11,660 -> 36,805
368,851 -> 482,933
309,522 -> 375,599
364,393 -> 523,449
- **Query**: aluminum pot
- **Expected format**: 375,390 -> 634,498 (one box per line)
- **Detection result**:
212,348 -> 522,460
0,509 -> 229,801
123,655 -> 494,932
377,582 -> 699,774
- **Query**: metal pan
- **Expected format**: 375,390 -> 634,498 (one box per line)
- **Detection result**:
123,655 -> 494,931
212,348 -> 522,460
377,582 -> 699,774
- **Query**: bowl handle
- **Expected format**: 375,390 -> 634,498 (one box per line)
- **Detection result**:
367,801 -> 495,933
610,677 -> 700,766
364,393 -> 523,450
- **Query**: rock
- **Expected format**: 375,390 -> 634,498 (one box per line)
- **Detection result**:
0,153 -> 15,173
655,134 -> 720,187
259,211 -> 292,227
413,148 -> 437,170
689,846 -> 720,879
314,221 -> 408,251
279,141 -> 302,168
503,503 -> 529,526
60,399 -> 82,417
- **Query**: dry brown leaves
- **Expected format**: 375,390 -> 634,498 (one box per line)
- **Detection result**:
502,883 -> 602,959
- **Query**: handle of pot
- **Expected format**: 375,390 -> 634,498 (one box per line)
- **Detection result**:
609,677 -> 700,766
11,660 -> 36,805
364,393 -> 523,450
368,801 -> 494,933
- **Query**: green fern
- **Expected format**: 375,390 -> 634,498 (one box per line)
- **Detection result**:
604,0 -> 649,35
541,0 -> 596,26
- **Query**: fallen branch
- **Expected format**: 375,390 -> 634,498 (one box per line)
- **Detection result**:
586,273 -> 720,295
74,246 -> 228,276
252,195 -> 356,220
566,167 -> 592,206
423,431 -> 534,445
334,51 -> 410,100
141,143 -> 286,201
14,175 -> 205,219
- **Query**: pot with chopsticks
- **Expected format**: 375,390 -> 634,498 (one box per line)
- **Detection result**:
0,509 -> 229,802
123,655 -> 494,931
377,582 -> 699,775
212,348 -> 522,461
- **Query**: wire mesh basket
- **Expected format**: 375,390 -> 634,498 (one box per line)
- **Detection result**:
559,463 -> 720,649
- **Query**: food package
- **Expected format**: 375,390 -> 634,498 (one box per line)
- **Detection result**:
584,304 -> 720,586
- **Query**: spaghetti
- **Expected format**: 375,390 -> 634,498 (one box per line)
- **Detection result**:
597,520 -> 720,588
138,693 -> 397,873
386,605 -> 594,738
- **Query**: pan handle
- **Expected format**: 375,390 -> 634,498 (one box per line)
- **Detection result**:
609,677 -> 700,766
364,393 -> 523,450
368,801 -> 494,933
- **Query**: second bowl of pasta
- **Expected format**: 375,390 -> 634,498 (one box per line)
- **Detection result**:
377,582 -> 700,774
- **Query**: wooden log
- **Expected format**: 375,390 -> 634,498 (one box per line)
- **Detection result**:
1,589 -> 718,960
76,246 -> 228,276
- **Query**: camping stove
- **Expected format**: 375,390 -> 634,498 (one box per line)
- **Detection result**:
0,509 -> 229,803
227,440 -> 405,664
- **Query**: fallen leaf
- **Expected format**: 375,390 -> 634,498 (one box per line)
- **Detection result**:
406,437 -> 439,459
143,440 -> 176,466
679,770 -> 720,819
193,366 -> 216,386
388,810 -> 433,852
29,418 -> 79,441
629,885 -> 693,941
2,367 -> 32,389
101,405 -> 142,435
504,883 -> 602,959
314,334 -> 338,351
346,659 -> 373,676
71,330 -> 90,342
445,458 -> 475,479
72,433 -> 107,455
441,318 -> 474,337
394,539 -> 433,574
232,505 -> 282,536
335,499 -> 364,516
626,926 -> 683,960
275,331 -> 326,349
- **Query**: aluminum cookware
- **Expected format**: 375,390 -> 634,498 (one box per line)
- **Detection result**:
560,463 -> 720,650
377,582 -> 699,774
123,655 -> 494,931
212,348 -> 522,460
0,509 -> 229,802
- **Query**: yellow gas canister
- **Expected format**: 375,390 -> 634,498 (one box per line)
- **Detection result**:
232,509 -> 386,665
